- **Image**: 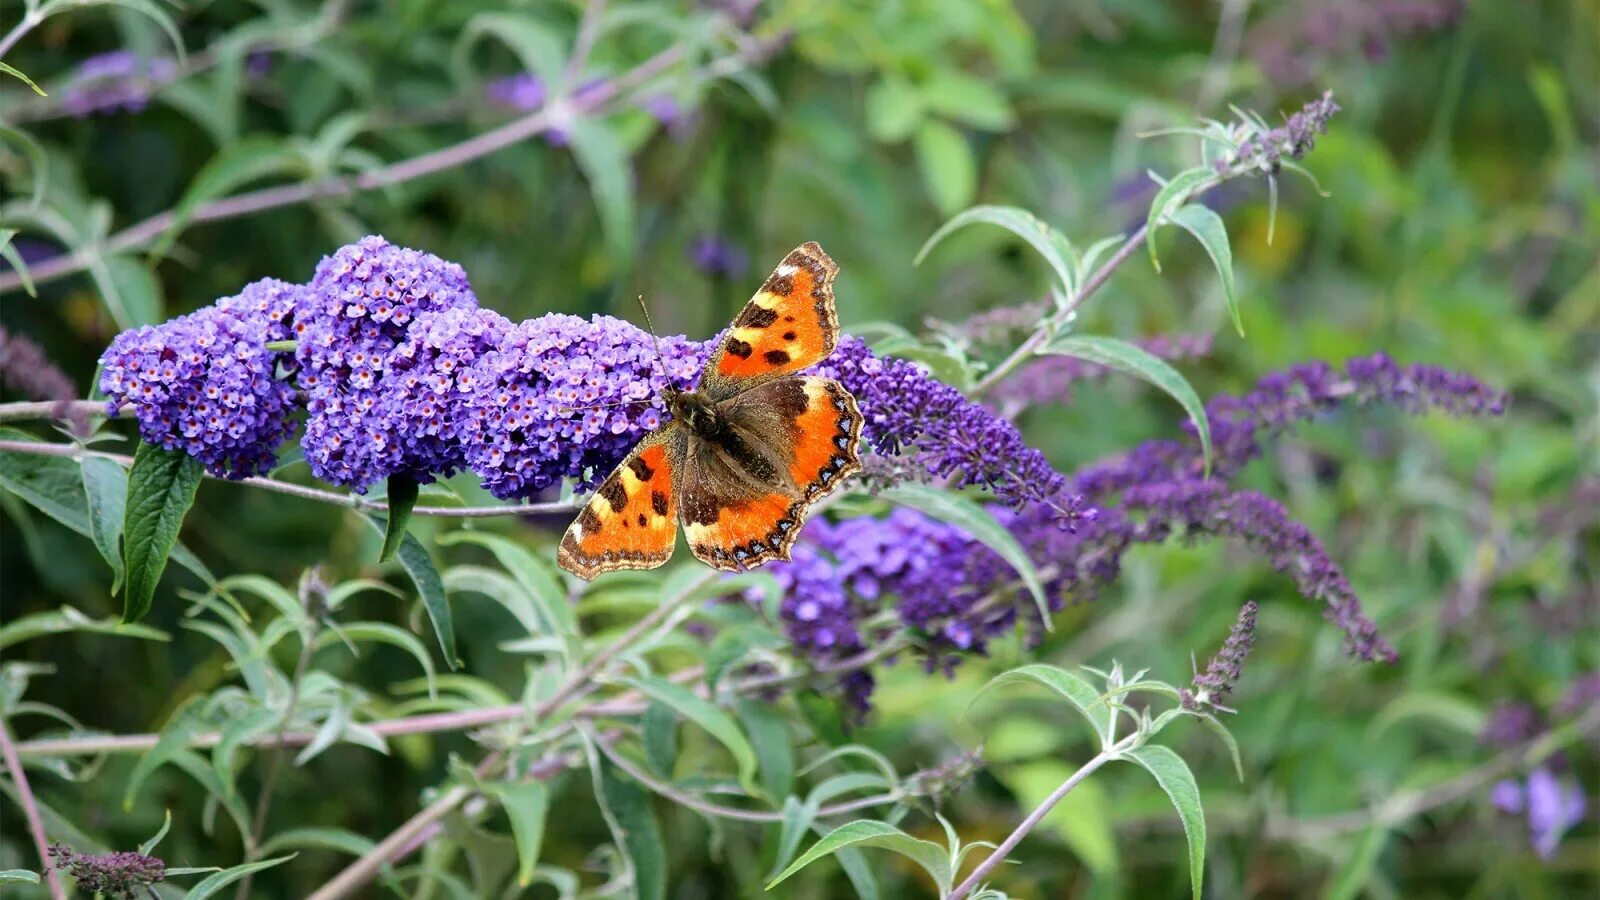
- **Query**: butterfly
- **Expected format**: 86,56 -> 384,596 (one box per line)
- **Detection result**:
557,242 -> 864,580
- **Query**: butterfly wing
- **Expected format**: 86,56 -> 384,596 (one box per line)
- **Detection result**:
697,242 -> 840,402
681,376 -> 863,571
557,425 -> 687,580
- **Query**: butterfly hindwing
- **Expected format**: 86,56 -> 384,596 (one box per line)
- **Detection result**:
697,242 -> 840,401
681,376 -> 863,572
557,425 -> 686,580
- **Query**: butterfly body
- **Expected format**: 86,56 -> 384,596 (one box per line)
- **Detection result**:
558,243 -> 863,580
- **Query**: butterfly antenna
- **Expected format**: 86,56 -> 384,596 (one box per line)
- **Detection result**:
635,293 -> 673,384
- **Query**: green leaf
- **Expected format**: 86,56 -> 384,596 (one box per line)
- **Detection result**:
180,855 -> 295,900
643,700 -> 678,777
767,820 -> 951,895
1144,168 -> 1212,271
454,12 -> 567,89
1196,713 -> 1245,783
588,744 -> 666,900
568,120 -> 635,270
864,74 -> 924,142
1367,691 -> 1486,743
125,701 -> 204,810
315,621 -> 438,698
1168,204 -> 1242,335
0,870 -> 41,884
971,664 -> 1112,747
438,531 -> 576,641
881,484 -> 1049,628
1036,335 -> 1213,477
258,827 -> 378,860
921,70 -> 1015,132
485,781 -> 549,887
0,607 -> 168,652
914,119 -> 977,216
621,677 -> 761,798
0,61 -> 46,96
139,809 -> 173,855
121,443 -> 204,623
738,699 -> 795,801
81,455 -> 128,592
916,204 -> 1075,297
0,233 -> 37,297
0,440 -> 209,586
379,476 -> 419,563
369,517 -> 458,670
1125,745 -> 1205,900
0,128 -> 48,211
37,0 -> 187,64
152,137 -> 306,260
89,254 -> 163,330
1324,824 -> 1389,900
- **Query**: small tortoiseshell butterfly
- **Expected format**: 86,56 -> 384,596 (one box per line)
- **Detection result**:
557,242 -> 864,580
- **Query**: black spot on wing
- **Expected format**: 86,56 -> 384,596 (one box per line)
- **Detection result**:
651,490 -> 669,516
735,305 -> 778,329
599,477 -> 628,512
764,273 -> 795,296
763,349 -> 791,366
627,456 -> 655,481
578,507 -> 602,533
726,338 -> 753,359
782,330 -> 797,341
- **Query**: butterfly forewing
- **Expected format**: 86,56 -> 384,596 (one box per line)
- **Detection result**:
557,425 -> 686,580
697,242 -> 840,401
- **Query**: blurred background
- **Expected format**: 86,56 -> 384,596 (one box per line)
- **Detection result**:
2,0 -> 1596,897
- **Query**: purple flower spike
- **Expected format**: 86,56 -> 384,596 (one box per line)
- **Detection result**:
100,278 -> 306,478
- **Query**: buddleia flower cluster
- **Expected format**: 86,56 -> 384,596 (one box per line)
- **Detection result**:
99,278 -> 304,478
98,235 -> 1507,712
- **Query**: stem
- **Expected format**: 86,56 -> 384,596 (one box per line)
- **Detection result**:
0,11 -> 41,61
0,716 -> 67,900
0,439 -> 576,518
559,0 -> 608,90
0,400 -> 112,424
946,735 -> 1134,899
0,33 -> 785,296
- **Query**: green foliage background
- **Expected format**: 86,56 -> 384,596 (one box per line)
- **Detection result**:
1,0 -> 1596,897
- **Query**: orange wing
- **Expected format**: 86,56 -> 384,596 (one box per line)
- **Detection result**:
557,426 -> 686,580
697,242 -> 840,402
681,376 -> 863,572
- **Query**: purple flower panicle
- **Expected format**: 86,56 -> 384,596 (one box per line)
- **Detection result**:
820,337 -> 1091,527
99,279 -> 305,478
1492,768 -> 1588,860
462,314 -> 701,500
486,74 -> 547,111
1181,600 -> 1259,710
0,325 -> 86,433
48,842 -> 165,899
59,51 -> 178,117
297,236 -> 479,490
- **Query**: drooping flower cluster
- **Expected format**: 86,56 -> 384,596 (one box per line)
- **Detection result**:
296,236 -> 481,490
58,51 -> 178,117
819,336 -> 1092,526
0,324 -> 87,433
1492,768 -> 1589,860
47,842 -> 165,899
462,314 -> 701,499
1249,0 -> 1466,85
99,278 -> 305,478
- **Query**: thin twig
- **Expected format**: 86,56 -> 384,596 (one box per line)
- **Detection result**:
0,716 -> 67,900
560,0 -> 609,90
0,439 -> 576,517
0,31 -> 786,296
0,10 -> 42,61
947,734 -> 1136,899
